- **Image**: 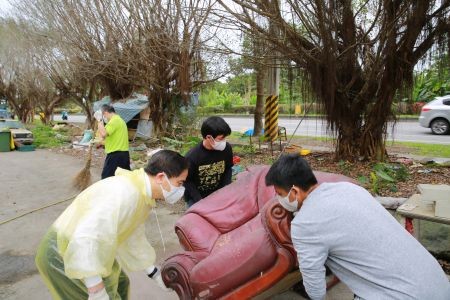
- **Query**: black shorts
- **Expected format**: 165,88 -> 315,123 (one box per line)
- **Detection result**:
101,151 -> 130,179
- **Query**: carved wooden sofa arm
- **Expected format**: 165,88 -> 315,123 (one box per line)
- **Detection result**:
262,199 -> 297,266
162,251 -> 209,300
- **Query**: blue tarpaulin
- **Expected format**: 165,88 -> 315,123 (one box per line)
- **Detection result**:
242,128 -> 264,136
93,93 -> 149,123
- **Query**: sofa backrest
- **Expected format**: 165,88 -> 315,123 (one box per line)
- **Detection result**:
185,166 -> 265,234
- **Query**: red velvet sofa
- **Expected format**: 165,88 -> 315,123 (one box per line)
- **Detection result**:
161,165 -> 353,299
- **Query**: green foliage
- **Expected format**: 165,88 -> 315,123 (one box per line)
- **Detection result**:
198,88 -> 245,108
233,144 -> 256,155
337,160 -> 352,176
196,104 -> 298,115
223,99 -> 232,111
169,105 -> 202,140
129,152 -> 142,161
31,123 -> 67,148
370,172 -> 379,194
357,175 -> 369,186
162,136 -> 202,156
412,56 -> 450,103
369,163 -> 409,194
164,106 -> 203,155
226,73 -> 254,95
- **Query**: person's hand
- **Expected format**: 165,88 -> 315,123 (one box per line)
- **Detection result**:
88,287 -> 109,300
94,110 -> 103,122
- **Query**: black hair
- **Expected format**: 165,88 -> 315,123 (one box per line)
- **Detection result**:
265,153 -> 317,192
144,150 -> 189,178
101,104 -> 115,113
201,116 -> 231,139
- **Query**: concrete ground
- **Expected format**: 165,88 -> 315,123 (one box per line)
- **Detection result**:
0,149 -> 352,299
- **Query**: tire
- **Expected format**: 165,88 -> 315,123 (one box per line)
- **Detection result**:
430,118 -> 450,135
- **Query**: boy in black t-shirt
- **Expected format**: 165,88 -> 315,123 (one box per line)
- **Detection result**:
184,116 -> 233,207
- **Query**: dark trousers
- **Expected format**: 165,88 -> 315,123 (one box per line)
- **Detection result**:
101,151 -> 130,179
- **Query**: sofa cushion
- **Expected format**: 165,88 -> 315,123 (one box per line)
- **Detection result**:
212,215 -> 262,253
187,168 -> 261,233
190,227 -> 277,299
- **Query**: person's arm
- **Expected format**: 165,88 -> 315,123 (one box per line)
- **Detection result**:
219,167 -> 232,187
63,202 -> 119,280
184,158 -> 202,203
99,117 -> 118,139
291,220 -> 329,300
84,276 -> 107,298
218,143 -> 233,187
116,223 -> 156,271
97,120 -> 107,139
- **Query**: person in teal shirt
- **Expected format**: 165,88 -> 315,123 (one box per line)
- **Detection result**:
95,104 -> 130,179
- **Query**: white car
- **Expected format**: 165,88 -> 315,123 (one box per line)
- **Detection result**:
419,96 -> 450,135
0,119 -> 34,144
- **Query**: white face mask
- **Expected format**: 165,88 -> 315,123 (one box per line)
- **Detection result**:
277,189 -> 298,212
160,174 -> 185,204
212,138 -> 226,151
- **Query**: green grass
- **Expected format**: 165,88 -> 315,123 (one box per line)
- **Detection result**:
293,135 -> 333,142
391,141 -> 450,158
30,122 -> 67,148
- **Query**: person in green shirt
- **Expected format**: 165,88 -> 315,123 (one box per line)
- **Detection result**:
95,104 -> 130,179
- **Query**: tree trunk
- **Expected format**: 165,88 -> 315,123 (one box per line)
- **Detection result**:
85,106 -> 95,129
288,66 -> 293,115
253,66 -> 265,136
245,76 -> 251,105
9,100 -> 33,124
149,92 -> 164,135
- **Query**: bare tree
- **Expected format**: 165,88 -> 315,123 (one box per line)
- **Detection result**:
218,0 -> 450,160
16,0 -> 216,134
0,18 -> 57,123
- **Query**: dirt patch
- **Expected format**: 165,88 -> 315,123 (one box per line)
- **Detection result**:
49,146 -> 106,170
233,147 -> 450,198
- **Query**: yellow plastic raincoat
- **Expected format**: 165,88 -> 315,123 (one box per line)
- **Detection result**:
35,168 -> 156,300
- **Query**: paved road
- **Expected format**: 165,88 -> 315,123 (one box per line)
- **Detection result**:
225,117 -> 450,145
54,114 -> 450,144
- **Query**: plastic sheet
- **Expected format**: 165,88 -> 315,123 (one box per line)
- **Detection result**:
36,168 -> 157,298
36,229 -> 130,300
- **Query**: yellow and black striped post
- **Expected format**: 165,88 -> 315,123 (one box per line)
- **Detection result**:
264,95 -> 279,144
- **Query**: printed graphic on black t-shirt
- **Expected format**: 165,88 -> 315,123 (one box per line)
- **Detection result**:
198,160 -> 225,192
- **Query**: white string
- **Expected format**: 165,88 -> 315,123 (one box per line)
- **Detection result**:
152,207 -> 166,253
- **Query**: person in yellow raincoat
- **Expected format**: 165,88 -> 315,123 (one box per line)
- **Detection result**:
35,150 -> 189,300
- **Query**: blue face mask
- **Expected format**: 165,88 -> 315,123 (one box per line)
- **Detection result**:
276,189 -> 298,212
